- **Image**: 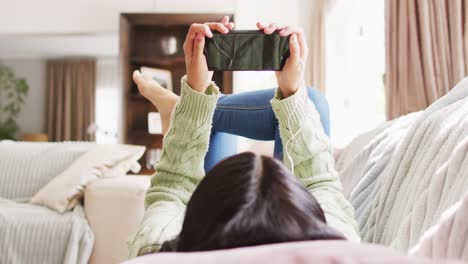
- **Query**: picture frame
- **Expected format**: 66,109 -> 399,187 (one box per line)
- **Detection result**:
140,66 -> 173,91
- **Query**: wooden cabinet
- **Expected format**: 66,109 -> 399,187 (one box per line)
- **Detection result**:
120,13 -> 233,174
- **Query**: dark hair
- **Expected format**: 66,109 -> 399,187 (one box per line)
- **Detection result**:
160,152 -> 344,252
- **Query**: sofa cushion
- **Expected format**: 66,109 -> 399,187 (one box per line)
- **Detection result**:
84,176 -> 150,264
0,141 -> 94,201
31,144 -> 145,213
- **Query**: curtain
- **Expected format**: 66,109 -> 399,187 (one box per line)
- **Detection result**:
46,58 -> 96,141
385,0 -> 468,120
305,0 -> 329,92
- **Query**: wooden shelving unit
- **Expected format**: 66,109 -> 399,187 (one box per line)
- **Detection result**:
120,13 -> 234,175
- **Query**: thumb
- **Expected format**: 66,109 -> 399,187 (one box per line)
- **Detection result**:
289,34 -> 300,61
193,33 -> 205,58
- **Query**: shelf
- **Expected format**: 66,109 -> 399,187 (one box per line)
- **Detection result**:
131,56 -> 185,67
137,168 -> 156,175
130,93 -> 148,100
128,129 -> 163,137
121,14 -> 233,172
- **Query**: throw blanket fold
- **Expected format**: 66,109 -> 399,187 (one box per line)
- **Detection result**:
410,190 -> 468,260
340,77 -> 468,260
0,200 -> 93,264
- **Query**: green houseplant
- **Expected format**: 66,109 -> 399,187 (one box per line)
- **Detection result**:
0,63 -> 29,140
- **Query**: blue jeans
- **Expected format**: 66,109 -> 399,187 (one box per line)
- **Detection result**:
204,87 -> 330,172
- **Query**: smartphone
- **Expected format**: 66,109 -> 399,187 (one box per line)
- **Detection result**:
204,30 -> 290,71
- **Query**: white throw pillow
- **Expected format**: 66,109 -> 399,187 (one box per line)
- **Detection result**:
0,141 -> 95,201
31,144 -> 145,213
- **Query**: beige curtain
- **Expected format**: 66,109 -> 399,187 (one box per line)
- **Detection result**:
385,0 -> 468,120
305,0 -> 329,92
46,58 -> 96,141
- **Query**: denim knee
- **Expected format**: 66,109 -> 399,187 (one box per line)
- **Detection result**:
305,87 -> 331,136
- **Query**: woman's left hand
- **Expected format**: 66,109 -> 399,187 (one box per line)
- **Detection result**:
257,22 -> 308,98
184,16 -> 234,93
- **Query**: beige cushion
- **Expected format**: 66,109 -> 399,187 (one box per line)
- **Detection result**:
84,175 -> 150,264
31,144 -> 145,213
0,141 -> 95,201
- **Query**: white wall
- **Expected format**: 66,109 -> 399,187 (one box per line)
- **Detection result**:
0,0 -> 302,33
0,59 -> 47,134
0,0 -> 154,34
0,34 -> 118,59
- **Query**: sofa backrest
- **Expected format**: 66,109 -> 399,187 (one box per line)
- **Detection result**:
0,141 -> 95,201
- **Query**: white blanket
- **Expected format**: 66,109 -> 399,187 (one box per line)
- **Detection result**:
337,77 -> 468,261
0,199 -> 93,264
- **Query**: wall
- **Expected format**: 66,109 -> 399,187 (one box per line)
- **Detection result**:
0,0 -> 154,34
0,59 -> 47,134
0,34 -> 118,59
0,0 -> 303,34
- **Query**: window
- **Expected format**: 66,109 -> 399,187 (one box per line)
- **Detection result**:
325,0 -> 386,148
95,58 -> 122,144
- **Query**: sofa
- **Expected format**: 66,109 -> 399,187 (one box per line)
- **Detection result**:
0,139 -> 276,264
0,141 -> 149,264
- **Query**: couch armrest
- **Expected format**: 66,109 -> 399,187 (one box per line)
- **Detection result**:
84,175 -> 151,264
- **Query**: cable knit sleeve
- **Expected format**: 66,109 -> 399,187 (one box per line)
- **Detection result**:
270,86 -> 361,242
127,76 -> 219,257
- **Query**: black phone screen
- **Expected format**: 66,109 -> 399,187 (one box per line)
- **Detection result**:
204,30 -> 290,71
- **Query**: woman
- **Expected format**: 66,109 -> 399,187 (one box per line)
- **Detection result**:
128,17 -> 360,257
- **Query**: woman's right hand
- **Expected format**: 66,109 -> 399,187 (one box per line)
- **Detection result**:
184,17 -> 234,93
256,22 -> 308,98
